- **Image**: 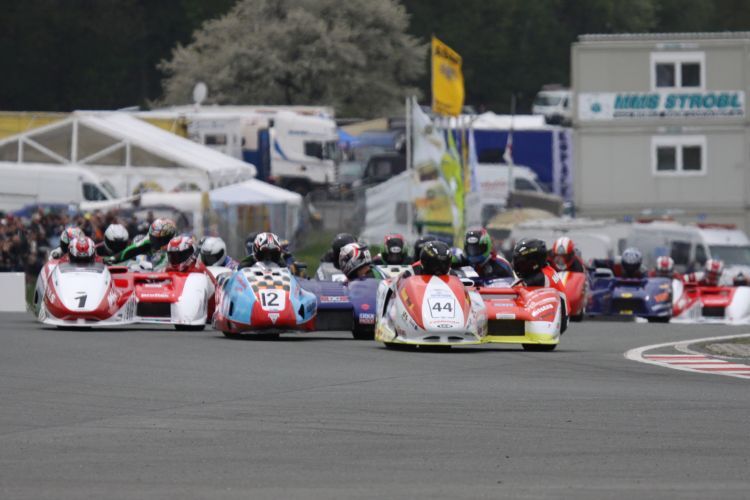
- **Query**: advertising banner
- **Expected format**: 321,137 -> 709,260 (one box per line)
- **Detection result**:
578,91 -> 745,120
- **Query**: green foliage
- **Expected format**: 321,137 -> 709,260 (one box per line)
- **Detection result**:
5,1 -> 750,114
158,0 -> 427,117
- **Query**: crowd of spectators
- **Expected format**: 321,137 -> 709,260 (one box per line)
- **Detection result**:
0,207 -> 149,275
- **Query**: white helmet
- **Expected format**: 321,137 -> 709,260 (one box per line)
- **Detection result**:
200,237 -> 227,267
339,242 -> 372,279
104,224 -> 129,254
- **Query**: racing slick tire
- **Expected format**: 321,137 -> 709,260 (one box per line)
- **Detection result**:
570,312 -> 584,322
384,343 -> 417,351
647,317 -> 671,324
352,326 -> 374,341
175,324 -> 205,331
522,343 -> 557,352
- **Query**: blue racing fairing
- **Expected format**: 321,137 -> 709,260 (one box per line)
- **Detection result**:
586,271 -> 672,322
301,277 -> 380,339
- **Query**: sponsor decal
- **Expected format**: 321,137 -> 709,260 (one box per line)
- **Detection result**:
532,303 -> 554,317
660,283 -> 671,290
495,313 -> 516,320
107,289 -> 118,308
359,313 -> 375,325
492,301 -> 514,307
435,323 -> 454,329
621,310 -> 633,315
144,283 -> 165,288
579,91 -> 745,120
621,292 -> 633,298
321,295 -> 346,303
361,303 -> 370,311
141,293 -> 170,299
268,313 -> 279,324
654,292 -> 670,302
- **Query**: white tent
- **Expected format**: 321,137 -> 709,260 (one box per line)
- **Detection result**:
0,111 -> 255,197
209,179 -> 303,257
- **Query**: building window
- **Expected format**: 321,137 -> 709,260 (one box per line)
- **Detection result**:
651,52 -> 704,90
652,135 -> 706,175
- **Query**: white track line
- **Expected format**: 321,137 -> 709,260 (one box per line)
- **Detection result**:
625,332 -> 750,380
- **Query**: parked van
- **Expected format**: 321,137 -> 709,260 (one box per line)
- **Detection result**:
0,164 -> 115,213
532,88 -> 572,125
510,218 -> 631,261
474,163 -> 564,225
628,221 -> 750,275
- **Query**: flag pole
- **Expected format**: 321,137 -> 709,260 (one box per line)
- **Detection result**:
405,96 -> 413,237
507,94 -> 516,204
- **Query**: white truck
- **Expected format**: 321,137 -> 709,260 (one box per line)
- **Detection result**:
470,163 -> 563,226
532,87 -> 572,125
627,221 -> 750,276
0,163 -> 119,213
144,107 -> 340,194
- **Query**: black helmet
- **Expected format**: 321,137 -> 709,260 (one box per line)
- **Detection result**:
512,238 -> 547,278
331,233 -> 356,269
413,235 -> 437,261
420,240 -> 452,276
382,233 -> 407,264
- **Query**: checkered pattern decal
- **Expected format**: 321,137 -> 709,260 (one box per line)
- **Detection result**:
243,268 -> 292,292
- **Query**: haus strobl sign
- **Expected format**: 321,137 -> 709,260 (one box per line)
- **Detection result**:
579,91 -> 745,120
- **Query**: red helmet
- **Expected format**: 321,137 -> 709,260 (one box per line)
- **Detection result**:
166,235 -> 196,272
69,236 -> 96,264
704,259 -> 724,285
551,237 -> 575,271
654,256 -> 674,277
60,227 -> 85,254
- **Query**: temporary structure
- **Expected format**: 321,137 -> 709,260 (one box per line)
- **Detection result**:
0,111 -> 255,198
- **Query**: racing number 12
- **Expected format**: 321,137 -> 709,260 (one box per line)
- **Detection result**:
261,291 -> 278,308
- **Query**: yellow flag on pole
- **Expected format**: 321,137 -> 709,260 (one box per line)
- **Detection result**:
431,36 -> 464,116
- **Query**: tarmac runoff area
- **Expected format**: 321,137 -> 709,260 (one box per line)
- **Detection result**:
1,312 -> 750,499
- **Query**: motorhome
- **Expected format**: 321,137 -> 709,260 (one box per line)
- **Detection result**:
627,221 -> 750,275
142,107 -> 340,194
0,164 -> 116,213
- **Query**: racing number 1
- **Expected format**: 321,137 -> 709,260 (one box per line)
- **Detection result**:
76,293 -> 87,308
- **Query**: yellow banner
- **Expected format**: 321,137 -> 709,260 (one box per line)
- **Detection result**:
431,36 -> 464,116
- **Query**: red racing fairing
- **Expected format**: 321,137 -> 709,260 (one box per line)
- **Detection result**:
479,285 -> 565,350
558,270 -> 589,321
672,280 -> 750,324
36,263 -> 136,327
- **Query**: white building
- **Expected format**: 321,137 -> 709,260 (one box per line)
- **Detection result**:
572,32 -> 750,231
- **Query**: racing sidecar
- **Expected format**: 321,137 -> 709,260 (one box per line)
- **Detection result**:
559,270 -> 589,321
586,269 -> 672,322
479,285 -> 566,350
127,268 -> 216,330
374,273 -> 487,347
35,262 -> 136,327
672,280 -> 750,324
213,263 -> 317,337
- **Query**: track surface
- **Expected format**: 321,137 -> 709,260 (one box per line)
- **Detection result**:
1,313 -> 749,499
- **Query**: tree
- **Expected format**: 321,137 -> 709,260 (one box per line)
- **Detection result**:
158,0 -> 427,117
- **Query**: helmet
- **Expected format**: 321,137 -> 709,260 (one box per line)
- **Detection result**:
382,233 -> 407,264
734,272 -> 748,287
104,224 -> 129,254
148,218 -> 177,250
420,240 -> 452,276
512,238 -> 547,278
464,227 -> 492,266
60,227 -> 85,254
621,247 -> 643,277
654,256 -> 674,277
244,232 -> 259,256
253,232 -> 282,263
551,236 -> 576,271
339,243 -> 372,279
413,235 -> 437,261
166,236 -> 196,272
331,233 -> 356,269
450,246 -> 466,268
704,258 -> 724,286
199,237 -> 227,267
69,236 -> 96,264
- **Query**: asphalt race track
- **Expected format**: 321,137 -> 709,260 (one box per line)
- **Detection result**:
1,313 -> 749,499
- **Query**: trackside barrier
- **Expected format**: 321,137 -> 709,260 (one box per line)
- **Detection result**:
0,273 -> 27,312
